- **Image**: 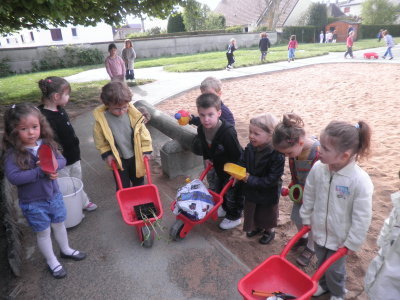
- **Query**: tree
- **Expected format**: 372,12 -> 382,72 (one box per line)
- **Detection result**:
167,13 -> 186,33
182,0 -> 207,31
306,3 -> 328,29
361,0 -> 398,24
0,0 -> 184,34
204,13 -> 226,30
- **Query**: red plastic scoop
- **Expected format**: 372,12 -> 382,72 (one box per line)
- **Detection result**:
38,144 -> 58,174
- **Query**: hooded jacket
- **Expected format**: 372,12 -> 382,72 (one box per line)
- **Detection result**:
197,120 -> 242,183
93,103 -> 152,178
238,143 -> 285,205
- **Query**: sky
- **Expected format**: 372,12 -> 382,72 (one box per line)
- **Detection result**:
128,0 -> 221,30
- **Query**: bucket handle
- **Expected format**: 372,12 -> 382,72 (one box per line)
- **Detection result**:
111,156 -> 152,191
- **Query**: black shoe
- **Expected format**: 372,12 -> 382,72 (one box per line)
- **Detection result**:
389,57 -> 393,60
382,56 -> 386,59
60,250 -> 87,261
246,228 -> 263,238
259,231 -> 275,244
49,265 -> 67,279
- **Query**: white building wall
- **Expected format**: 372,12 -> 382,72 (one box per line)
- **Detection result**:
0,23 -> 113,48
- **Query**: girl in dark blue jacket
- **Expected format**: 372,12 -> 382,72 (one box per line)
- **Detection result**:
236,113 -> 285,244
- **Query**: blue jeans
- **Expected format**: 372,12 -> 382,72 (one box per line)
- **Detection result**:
288,48 -> 296,59
384,47 -> 393,58
20,192 -> 66,232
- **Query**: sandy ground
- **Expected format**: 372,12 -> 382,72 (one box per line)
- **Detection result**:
156,63 -> 400,299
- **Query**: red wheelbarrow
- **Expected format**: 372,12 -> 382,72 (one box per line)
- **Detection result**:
111,157 -> 163,248
169,164 -> 233,240
238,226 -> 348,299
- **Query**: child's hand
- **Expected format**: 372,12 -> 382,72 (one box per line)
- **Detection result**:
105,155 -> 116,167
48,172 -> 58,180
232,177 -> 238,186
205,159 -> 213,166
143,154 -> 151,160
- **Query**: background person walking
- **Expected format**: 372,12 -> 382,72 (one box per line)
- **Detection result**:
382,30 -> 395,60
344,31 -> 354,59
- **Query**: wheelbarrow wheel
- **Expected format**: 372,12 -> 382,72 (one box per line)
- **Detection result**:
170,220 -> 184,241
141,226 -> 154,248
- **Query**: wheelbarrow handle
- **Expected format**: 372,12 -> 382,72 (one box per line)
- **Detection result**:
219,178 -> 234,197
280,225 -> 311,258
143,156 -> 152,185
311,247 -> 348,282
111,160 -> 123,191
111,157 -> 152,190
199,162 -> 213,181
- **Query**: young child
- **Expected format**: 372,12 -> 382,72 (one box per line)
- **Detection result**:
121,39 -> 136,81
195,93 -> 243,229
93,81 -> 152,189
38,76 -> 97,212
332,30 -> 338,43
301,120 -> 374,300
365,171 -> 400,299
3,104 -> 86,279
344,31 -> 354,59
226,38 -> 237,70
272,113 -> 320,266
288,35 -> 298,62
382,30 -> 395,60
189,76 -> 235,127
105,43 -> 126,81
259,32 -> 271,62
320,31 -> 325,43
236,113 -> 285,244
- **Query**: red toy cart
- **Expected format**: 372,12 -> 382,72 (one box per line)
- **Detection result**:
238,226 -> 348,299
112,157 -> 163,248
169,164 -> 233,240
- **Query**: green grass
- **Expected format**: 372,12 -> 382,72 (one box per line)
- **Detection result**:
0,37 -> 390,105
132,38 -> 385,72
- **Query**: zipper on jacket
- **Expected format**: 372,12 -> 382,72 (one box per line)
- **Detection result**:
324,174 -> 333,247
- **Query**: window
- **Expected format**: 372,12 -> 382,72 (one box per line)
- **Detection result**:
50,28 -> 63,41
6,38 -> 10,44
71,28 -> 77,37
344,7 -> 350,13
21,35 -> 25,43
30,31 -> 35,41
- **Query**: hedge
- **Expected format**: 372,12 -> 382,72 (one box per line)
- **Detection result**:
282,26 -> 319,43
359,24 -> 400,39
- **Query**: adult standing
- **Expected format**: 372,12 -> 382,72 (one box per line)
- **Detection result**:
382,30 -> 395,60
122,39 -> 137,82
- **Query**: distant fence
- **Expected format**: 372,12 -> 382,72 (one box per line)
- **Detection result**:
0,32 -> 277,74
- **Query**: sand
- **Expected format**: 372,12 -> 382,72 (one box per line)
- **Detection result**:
156,63 -> 400,299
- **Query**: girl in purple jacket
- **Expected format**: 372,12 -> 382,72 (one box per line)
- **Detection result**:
3,104 -> 86,279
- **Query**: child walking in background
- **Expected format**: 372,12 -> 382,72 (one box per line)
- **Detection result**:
272,113 -> 320,266
195,93 -> 243,229
382,30 -> 395,60
344,31 -> 354,59
259,32 -> 271,62
122,39 -> 136,81
236,113 -> 285,244
3,104 -> 86,279
288,35 -> 298,62
93,81 -> 152,189
365,171 -> 400,299
105,43 -> 126,81
38,76 -> 97,212
226,38 -> 237,70
301,120 -> 374,300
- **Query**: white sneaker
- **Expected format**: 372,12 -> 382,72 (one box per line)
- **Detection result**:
219,218 -> 241,230
313,284 -> 328,296
83,202 -> 97,211
217,206 -> 226,217
330,296 -> 344,300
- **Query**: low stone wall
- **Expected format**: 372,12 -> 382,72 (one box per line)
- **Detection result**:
0,32 -> 277,73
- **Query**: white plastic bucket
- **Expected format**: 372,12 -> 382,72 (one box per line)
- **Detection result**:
57,177 -> 83,228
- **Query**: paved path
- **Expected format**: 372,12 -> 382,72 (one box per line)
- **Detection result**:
66,46 -> 399,106
15,46 -> 398,300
